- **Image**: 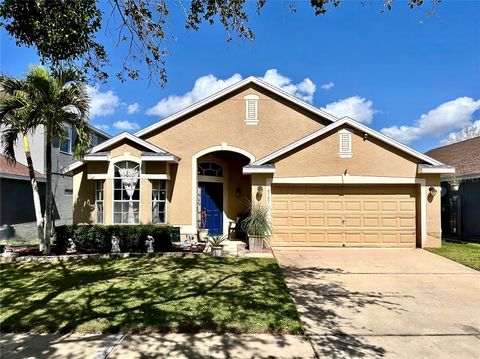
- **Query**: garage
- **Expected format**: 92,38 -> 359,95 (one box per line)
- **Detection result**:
270,184 -> 417,248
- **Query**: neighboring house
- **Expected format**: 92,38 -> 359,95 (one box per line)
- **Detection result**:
2,124 -> 110,235
0,154 -> 46,230
425,137 -> 480,239
66,77 -> 454,248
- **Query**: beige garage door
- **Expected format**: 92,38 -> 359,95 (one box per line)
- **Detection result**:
271,185 -> 417,248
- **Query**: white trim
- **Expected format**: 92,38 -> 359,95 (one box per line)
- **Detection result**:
84,155 -> 109,161
272,175 -> 421,184
140,155 -> 179,162
417,166 -> 455,174
140,174 -> 170,180
252,117 -> 444,166
242,167 -> 276,174
191,145 -> 255,236
90,132 -> 166,154
63,161 -> 84,173
419,179 -> 427,248
135,76 -> 338,137
87,174 -> 108,180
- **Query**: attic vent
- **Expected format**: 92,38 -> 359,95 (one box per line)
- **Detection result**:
244,94 -> 259,125
338,129 -> 353,158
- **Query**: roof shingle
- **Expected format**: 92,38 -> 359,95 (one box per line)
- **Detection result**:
0,154 -> 46,180
425,137 -> 480,177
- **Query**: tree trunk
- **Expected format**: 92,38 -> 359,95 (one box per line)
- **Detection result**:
23,135 -> 45,249
43,121 -> 52,254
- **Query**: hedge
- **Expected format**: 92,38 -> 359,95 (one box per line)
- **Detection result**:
54,225 -> 172,254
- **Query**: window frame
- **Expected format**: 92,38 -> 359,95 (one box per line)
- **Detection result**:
95,180 -> 104,224
151,179 -> 167,224
112,161 -> 141,225
59,122 -> 72,154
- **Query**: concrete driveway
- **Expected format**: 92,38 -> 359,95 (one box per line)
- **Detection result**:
274,249 -> 480,358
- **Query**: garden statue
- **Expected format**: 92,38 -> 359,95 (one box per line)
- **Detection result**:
146,235 -> 154,253
111,234 -> 121,253
66,238 -> 77,253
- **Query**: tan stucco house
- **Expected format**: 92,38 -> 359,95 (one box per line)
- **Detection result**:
66,77 -> 455,248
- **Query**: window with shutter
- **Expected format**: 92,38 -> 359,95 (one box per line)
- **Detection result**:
338,129 -> 353,158
244,94 -> 259,125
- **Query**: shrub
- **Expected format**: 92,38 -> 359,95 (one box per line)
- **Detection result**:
53,224 -> 172,254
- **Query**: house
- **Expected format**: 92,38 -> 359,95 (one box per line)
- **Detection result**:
66,77 -> 454,248
425,137 -> 480,239
1,124 -> 110,238
0,154 -> 46,239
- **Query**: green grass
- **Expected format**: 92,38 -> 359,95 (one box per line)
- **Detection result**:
0,255 -> 302,334
427,241 -> 480,271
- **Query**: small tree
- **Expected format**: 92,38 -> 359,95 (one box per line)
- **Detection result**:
1,76 -> 45,243
0,66 -> 92,253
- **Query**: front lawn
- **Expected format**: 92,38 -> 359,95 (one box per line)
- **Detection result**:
0,255 -> 302,334
427,240 -> 480,271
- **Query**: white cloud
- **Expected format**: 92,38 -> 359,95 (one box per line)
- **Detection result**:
321,96 -> 376,124
87,85 -> 120,118
146,69 -> 318,117
381,97 -> 480,144
441,119 -> 480,145
321,82 -> 335,90
93,124 -> 109,131
146,73 -> 242,117
260,69 -> 316,103
127,102 -> 141,114
113,120 -> 140,131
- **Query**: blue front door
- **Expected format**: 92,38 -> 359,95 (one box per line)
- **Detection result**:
199,182 -> 223,235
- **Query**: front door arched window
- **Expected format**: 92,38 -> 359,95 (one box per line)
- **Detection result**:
113,161 -> 140,224
198,162 -> 223,177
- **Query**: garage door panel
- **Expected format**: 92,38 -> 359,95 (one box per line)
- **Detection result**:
270,185 -> 416,248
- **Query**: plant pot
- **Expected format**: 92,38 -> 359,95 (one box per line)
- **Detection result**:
248,235 -> 265,252
198,229 -> 209,242
211,246 -> 223,257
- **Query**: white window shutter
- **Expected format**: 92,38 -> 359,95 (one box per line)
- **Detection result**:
244,94 -> 259,125
338,129 -> 353,158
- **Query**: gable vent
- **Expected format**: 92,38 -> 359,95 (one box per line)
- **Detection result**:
338,129 -> 353,158
244,94 -> 259,125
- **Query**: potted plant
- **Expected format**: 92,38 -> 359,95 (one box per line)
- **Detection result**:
447,174 -> 461,192
209,235 -> 225,256
198,209 -> 209,242
241,201 -> 272,252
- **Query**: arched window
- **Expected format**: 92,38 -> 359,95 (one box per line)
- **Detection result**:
198,162 -> 223,177
113,161 -> 140,224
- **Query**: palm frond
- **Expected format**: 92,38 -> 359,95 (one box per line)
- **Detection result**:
1,127 -> 20,165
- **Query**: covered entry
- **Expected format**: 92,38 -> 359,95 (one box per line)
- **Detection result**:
270,184 -> 417,248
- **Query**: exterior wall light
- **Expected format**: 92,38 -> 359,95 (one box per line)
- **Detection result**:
429,186 -> 437,197
256,186 -> 263,201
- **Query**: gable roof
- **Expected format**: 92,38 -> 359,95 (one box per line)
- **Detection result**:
63,132 -> 178,174
89,132 -> 166,154
135,76 -> 338,137
425,137 -> 480,177
0,154 -> 46,182
251,117 -> 444,166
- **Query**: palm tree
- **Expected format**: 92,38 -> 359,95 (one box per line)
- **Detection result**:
0,66 -> 91,254
1,77 -> 45,244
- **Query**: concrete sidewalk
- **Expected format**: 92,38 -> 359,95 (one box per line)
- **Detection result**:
0,333 -> 316,359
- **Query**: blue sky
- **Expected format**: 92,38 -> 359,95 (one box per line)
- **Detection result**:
1,0 -> 479,152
